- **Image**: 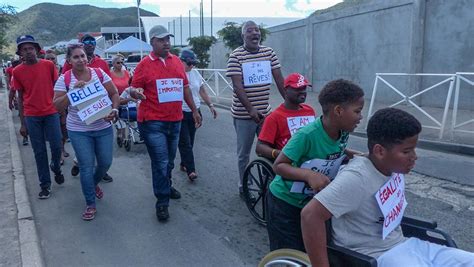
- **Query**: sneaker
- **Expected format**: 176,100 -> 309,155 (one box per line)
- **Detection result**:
101,173 -> 113,183
38,188 -> 51,199
156,206 -> 169,222
22,137 -> 28,146
50,162 -> 64,184
71,165 -> 79,177
82,206 -> 97,221
95,186 -> 104,199
170,186 -> 181,199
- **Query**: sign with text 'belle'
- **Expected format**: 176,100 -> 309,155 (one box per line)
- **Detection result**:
375,173 -> 407,240
67,80 -> 108,106
156,78 -> 183,103
242,61 -> 271,87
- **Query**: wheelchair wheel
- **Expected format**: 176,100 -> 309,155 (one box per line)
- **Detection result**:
258,249 -> 311,267
116,136 -> 123,148
242,158 -> 275,225
124,139 -> 131,151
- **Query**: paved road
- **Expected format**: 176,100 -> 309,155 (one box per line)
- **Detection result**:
14,105 -> 474,266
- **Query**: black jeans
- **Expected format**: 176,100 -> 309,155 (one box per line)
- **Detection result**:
178,110 -> 201,174
266,190 -> 306,252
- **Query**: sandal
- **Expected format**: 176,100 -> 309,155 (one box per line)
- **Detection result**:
180,165 -> 187,172
95,186 -> 104,199
188,172 -> 198,182
82,206 -> 97,221
63,151 -> 70,158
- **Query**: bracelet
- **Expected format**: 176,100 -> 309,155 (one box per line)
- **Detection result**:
111,108 -> 119,114
208,103 -> 214,107
271,149 -> 277,159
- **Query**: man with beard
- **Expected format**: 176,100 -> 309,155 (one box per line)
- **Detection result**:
62,34 -> 114,182
226,20 -> 285,198
12,35 -> 64,199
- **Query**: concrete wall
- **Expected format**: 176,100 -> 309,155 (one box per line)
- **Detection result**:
209,0 -> 474,109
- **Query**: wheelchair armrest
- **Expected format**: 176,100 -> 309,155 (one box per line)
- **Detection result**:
401,216 -> 457,248
402,215 -> 437,229
327,243 -> 377,267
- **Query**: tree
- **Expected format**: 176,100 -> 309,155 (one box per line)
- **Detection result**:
187,35 -> 217,69
217,22 -> 269,51
170,46 -> 181,56
0,5 -> 16,60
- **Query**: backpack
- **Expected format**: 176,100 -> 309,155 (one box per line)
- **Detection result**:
64,67 -> 104,91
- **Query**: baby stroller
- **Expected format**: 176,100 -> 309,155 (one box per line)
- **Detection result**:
116,101 -> 142,151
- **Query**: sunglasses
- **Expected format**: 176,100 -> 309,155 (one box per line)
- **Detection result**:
116,61 -> 123,64
82,40 -> 96,45
46,57 -> 56,61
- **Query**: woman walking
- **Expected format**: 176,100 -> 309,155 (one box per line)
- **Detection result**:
53,44 -> 120,221
109,54 -> 131,144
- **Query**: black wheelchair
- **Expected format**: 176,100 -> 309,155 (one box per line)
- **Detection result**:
242,157 -> 275,225
258,215 -> 457,267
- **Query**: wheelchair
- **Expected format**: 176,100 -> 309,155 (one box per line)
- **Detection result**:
116,104 -> 141,151
242,157 -> 275,225
258,215 -> 457,267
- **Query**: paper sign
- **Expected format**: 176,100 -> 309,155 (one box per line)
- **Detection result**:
242,61 -> 271,87
77,95 -> 112,125
67,80 -> 108,107
287,116 -> 315,136
127,101 -> 137,108
375,173 -> 407,240
156,78 -> 183,103
290,155 -> 346,195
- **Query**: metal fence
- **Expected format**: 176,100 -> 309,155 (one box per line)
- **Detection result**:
451,72 -> 474,139
195,69 -> 234,103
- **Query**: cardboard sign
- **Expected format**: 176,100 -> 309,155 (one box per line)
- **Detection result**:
77,95 -> 112,125
287,116 -> 315,136
67,80 -> 108,107
156,78 -> 183,103
242,61 -> 271,87
290,155 -> 346,195
375,173 -> 407,240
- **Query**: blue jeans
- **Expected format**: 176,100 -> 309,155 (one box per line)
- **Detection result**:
68,127 -> 113,206
24,113 -> 62,189
138,120 -> 181,208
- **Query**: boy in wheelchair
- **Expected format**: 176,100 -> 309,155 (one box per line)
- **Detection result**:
256,73 -> 316,161
116,86 -> 142,144
301,108 -> 474,267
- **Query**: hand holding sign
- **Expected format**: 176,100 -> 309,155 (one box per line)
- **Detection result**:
74,80 -> 87,88
135,87 -> 146,100
304,170 -> 331,192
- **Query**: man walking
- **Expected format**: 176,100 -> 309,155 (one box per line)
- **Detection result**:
12,35 -> 64,199
131,25 -> 201,222
226,21 -> 285,197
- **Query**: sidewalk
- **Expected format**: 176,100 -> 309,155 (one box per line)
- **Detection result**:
0,87 -> 43,266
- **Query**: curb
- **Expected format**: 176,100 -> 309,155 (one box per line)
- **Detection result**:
351,131 -> 474,157
6,97 -> 45,267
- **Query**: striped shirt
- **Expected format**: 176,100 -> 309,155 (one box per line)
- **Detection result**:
54,68 -> 112,132
226,46 -> 281,119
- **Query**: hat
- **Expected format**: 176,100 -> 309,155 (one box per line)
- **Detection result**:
80,34 -> 95,42
180,49 -> 198,65
284,73 -> 312,89
149,25 -> 174,40
16,35 -> 41,52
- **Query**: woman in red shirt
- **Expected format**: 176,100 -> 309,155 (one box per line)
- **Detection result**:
110,55 -> 130,142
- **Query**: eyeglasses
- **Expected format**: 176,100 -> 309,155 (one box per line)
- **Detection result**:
46,57 -> 56,61
116,62 -> 123,64
82,40 -> 96,45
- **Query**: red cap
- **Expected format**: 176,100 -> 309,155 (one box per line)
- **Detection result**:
284,73 -> 311,89
39,49 -> 46,55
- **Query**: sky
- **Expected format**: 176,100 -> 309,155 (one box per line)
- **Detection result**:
6,0 -> 343,18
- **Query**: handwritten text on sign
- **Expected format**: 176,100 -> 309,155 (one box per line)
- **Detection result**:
242,61 -> 271,87
375,173 -> 407,240
290,155 -> 346,195
77,95 -> 112,124
67,80 -> 108,107
287,116 -> 315,136
156,78 -> 183,103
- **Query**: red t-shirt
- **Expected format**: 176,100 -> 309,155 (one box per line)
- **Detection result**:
62,55 -> 111,76
111,70 -> 130,94
6,66 -> 14,88
12,59 -> 59,116
131,52 -> 189,122
258,104 -> 316,150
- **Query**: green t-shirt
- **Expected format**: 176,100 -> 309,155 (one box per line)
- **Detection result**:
269,116 -> 349,208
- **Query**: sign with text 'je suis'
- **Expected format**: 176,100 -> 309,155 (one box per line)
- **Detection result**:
290,155 -> 346,195
156,78 -> 183,103
242,60 -> 271,87
375,173 -> 407,240
67,80 -> 108,107
77,95 -> 112,125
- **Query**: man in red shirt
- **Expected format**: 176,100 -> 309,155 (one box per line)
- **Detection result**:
12,35 -> 64,199
256,73 -> 316,160
131,25 -> 201,222
64,34 -> 114,183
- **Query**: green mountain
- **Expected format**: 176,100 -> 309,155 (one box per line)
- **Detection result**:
6,3 -> 158,46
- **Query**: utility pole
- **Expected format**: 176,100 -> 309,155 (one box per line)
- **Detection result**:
180,15 -> 183,46
137,0 -> 143,58
189,10 -> 191,41
211,0 -> 213,37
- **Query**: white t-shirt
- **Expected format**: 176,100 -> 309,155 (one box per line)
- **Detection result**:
315,155 -> 406,258
182,69 -> 203,112
54,68 -> 112,132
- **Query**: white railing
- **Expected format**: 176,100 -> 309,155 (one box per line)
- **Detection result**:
367,73 -> 456,139
196,68 -> 234,103
451,72 -> 474,139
